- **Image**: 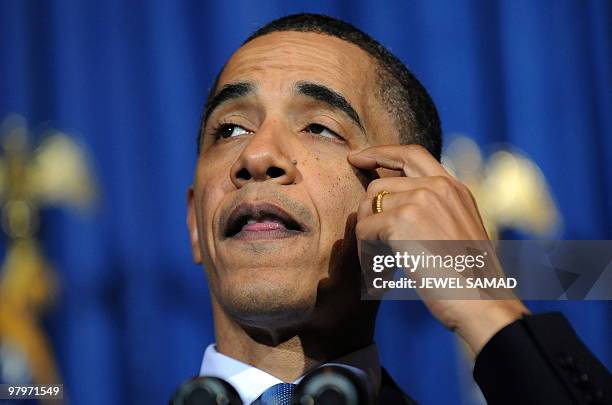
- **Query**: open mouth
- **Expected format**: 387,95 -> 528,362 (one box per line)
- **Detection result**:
224,202 -> 306,240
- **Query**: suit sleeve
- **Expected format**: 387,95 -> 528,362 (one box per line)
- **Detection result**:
473,312 -> 611,405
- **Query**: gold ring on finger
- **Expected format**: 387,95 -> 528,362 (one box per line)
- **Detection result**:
372,190 -> 390,214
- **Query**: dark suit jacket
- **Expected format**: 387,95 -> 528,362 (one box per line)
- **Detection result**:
379,312 -> 611,405
376,368 -> 418,404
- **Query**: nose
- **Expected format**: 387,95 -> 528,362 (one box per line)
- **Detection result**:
230,124 -> 301,188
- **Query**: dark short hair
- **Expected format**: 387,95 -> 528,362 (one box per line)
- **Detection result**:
199,13 -> 442,160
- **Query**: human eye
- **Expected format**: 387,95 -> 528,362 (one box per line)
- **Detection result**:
213,123 -> 252,140
303,123 -> 343,142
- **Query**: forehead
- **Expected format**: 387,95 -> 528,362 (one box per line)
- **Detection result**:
218,31 -> 377,105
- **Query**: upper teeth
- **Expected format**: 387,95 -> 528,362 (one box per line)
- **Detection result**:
246,216 -> 282,224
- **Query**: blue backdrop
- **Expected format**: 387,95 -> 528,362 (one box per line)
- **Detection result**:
0,1 -> 610,404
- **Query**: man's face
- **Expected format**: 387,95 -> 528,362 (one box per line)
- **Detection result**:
188,31 -> 395,330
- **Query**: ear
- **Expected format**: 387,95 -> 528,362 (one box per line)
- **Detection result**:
186,186 -> 202,264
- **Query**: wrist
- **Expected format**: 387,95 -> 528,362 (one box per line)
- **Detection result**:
455,300 -> 530,356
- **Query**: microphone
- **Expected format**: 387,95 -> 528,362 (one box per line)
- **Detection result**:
170,366 -> 369,404
170,376 -> 242,405
292,365 -> 369,405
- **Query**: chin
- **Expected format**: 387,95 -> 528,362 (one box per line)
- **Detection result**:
216,275 -> 318,330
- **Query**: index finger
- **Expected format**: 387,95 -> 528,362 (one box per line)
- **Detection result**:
348,144 -> 448,177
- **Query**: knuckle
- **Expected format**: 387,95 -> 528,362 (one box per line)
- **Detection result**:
366,178 -> 386,197
405,144 -> 426,154
359,197 -> 370,210
399,204 -> 418,221
449,178 -> 469,195
367,178 -> 399,198
383,227 -> 397,241
358,199 -> 372,218
456,181 -> 471,195
432,175 -> 453,189
432,176 -> 457,198
355,219 -> 371,238
412,187 -> 433,202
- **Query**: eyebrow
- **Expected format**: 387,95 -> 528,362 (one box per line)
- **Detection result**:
203,81 -> 255,125
294,81 -> 365,133
202,80 -> 365,134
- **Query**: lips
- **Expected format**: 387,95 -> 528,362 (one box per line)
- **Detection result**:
224,202 -> 307,240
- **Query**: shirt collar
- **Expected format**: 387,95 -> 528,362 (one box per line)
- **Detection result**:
199,343 -> 381,404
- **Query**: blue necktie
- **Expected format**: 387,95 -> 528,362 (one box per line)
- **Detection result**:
252,382 -> 296,405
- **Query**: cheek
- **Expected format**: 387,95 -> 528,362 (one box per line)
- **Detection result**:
195,158 -> 234,239
304,151 -> 365,239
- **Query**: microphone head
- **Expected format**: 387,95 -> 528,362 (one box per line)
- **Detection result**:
293,365 -> 368,405
170,376 -> 242,405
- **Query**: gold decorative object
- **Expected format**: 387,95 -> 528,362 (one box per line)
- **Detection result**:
372,190 -> 390,214
443,135 -> 561,240
0,114 -> 96,388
